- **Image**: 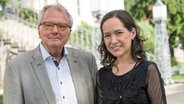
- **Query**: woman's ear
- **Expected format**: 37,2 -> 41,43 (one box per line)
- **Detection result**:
130,27 -> 136,39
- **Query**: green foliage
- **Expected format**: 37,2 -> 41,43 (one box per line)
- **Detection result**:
125,0 -> 184,61
70,22 -> 94,49
124,0 -> 156,55
171,56 -> 179,66
172,74 -> 184,80
0,0 -> 10,5
0,0 -> 10,13
0,12 -> 3,20
0,95 -> 2,104
164,0 -> 184,51
124,0 -> 156,20
137,19 -> 154,53
18,7 -> 38,25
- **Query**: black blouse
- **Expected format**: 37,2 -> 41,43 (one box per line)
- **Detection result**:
96,60 -> 167,104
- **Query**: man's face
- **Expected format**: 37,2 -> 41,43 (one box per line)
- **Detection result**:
38,7 -> 71,52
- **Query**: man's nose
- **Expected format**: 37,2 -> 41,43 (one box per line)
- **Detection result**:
52,25 -> 59,32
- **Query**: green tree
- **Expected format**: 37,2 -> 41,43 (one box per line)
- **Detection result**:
137,20 -> 154,54
125,0 -> 155,54
18,7 -> 38,25
125,0 -> 184,63
0,0 -> 10,12
164,0 -> 184,56
124,0 -> 156,21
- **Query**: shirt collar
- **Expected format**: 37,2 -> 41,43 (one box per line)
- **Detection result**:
39,43 -> 68,61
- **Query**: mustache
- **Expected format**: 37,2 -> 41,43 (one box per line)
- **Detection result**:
48,36 -> 61,39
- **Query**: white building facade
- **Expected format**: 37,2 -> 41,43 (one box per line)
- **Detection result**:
23,0 -> 124,27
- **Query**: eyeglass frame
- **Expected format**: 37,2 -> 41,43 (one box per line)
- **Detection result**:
39,22 -> 69,31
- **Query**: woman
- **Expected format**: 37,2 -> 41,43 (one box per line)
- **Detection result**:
96,10 -> 167,104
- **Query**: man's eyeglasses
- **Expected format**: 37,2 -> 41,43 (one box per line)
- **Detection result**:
40,22 -> 69,31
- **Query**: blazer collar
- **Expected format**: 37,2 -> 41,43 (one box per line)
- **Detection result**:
66,48 -> 83,103
31,45 -> 56,104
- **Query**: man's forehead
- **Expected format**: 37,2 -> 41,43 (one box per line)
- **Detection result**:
43,7 -> 68,18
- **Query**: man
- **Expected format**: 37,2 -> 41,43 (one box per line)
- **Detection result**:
3,4 -> 98,104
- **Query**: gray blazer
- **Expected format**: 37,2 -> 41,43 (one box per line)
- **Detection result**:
3,45 -> 98,104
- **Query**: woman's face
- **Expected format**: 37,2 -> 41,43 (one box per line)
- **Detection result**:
102,17 -> 136,58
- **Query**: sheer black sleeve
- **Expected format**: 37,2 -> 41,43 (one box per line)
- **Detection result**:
146,62 -> 167,104
96,71 -> 103,104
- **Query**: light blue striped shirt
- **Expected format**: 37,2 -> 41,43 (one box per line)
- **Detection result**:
39,43 -> 78,104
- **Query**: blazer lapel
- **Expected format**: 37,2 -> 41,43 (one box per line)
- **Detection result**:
31,46 -> 56,104
66,51 -> 83,103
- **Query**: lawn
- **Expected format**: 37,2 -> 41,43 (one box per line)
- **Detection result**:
0,95 -> 2,104
172,74 -> 184,80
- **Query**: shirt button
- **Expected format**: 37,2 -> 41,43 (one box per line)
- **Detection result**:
63,96 -> 65,99
58,67 -> 60,70
120,95 -> 122,98
60,82 -> 62,84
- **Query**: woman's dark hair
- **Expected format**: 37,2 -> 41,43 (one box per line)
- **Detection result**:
97,10 -> 147,66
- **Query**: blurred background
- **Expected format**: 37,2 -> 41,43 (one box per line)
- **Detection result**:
0,0 -> 184,103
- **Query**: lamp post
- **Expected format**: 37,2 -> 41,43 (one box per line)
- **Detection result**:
91,0 -> 103,24
152,0 -> 173,85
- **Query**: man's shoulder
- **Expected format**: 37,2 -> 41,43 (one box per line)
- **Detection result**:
66,47 -> 92,55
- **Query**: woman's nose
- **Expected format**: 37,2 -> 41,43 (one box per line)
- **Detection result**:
111,35 -> 118,43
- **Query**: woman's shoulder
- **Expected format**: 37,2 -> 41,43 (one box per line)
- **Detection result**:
138,60 -> 154,67
97,65 -> 112,74
97,65 -> 114,83
134,60 -> 154,72
140,60 -> 158,69
136,60 -> 159,74
99,65 -> 111,71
